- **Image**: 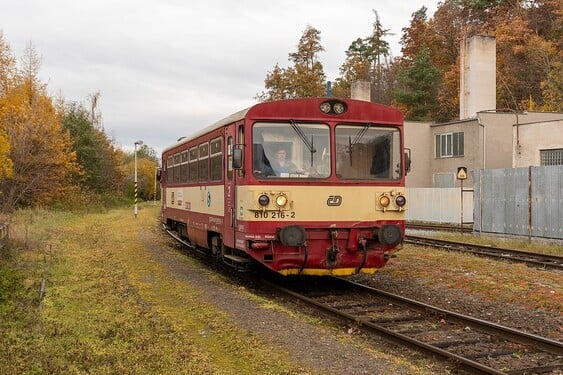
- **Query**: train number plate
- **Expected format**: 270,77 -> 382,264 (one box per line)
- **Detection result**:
254,211 -> 296,219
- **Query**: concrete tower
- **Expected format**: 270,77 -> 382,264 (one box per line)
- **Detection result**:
460,35 -> 496,119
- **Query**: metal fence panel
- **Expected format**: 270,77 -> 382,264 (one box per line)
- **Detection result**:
531,166 -> 563,238
475,166 -> 563,240
474,170 -> 482,231
409,166 -> 562,239
479,168 -> 529,236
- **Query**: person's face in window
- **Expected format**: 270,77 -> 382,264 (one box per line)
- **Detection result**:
276,150 -> 286,163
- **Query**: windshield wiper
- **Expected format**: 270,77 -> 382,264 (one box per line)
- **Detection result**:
290,119 -> 316,166
348,123 -> 371,165
352,123 -> 370,145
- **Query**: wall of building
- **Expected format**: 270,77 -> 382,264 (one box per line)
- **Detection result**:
513,119 -> 563,167
479,111 -> 563,170
430,119 -> 483,188
477,111 -> 515,170
404,121 -> 433,187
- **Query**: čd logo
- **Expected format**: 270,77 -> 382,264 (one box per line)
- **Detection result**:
327,195 -> 342,206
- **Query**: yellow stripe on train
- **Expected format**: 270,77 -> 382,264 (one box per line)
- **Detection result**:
238,185 -> 406,222
279,267 -> 379,276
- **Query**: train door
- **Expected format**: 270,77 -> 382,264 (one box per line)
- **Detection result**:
222,124 -> 237,248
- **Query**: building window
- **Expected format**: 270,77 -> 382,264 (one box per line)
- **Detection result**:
541,148 -> 563,166
436,132 -> 464,158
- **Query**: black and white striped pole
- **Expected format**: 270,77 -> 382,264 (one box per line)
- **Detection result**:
134,140 -> 143,218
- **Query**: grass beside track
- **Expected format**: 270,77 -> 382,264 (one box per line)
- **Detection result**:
382,243 -> 562,313
1,205 -> 307,374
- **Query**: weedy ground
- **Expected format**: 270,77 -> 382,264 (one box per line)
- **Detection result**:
381,243 -> 562,312
1,206 -> 561,374
1,206 -> 308,374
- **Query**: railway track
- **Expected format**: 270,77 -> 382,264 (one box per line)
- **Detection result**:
407,223 -> 474,233
265,276 -> 563,375
405,235 -> 563,270
164,227 -> 562,373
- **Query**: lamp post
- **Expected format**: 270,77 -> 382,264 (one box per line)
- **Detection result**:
153,164 -> 157,206
134,140 -> 143,218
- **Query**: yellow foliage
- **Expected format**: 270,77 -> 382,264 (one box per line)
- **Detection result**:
0,129 -> 12,179
1,81 -> 80,210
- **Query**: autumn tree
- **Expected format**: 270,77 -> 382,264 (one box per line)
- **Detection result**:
541,62 -> 563,111
332,38 -> 371,98
333,10 -> 393,103
399,7 -> 431,64
0,43 -> 80,212
61,100 -> 125,195
0,130 -> 9,180
0,33 -> 14,181
257,25 -> 326,101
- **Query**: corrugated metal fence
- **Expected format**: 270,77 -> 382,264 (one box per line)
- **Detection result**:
474,166 -> 563,239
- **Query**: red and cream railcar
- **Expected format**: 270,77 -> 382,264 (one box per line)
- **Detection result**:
161,98 -> 408,276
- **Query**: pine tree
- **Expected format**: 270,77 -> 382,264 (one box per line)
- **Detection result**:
392,47 -> 440,121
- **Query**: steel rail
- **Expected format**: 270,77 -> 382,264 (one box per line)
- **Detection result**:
163,226 -> 562,373
405,235 -> 563,270
261,277 -> 563,375
406,223 -> 473,233
343,279 -> 563,356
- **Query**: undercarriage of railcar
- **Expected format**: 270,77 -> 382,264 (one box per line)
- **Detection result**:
164,216 -> 403,276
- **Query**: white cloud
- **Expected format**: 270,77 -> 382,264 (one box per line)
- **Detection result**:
1,0 -> 440,155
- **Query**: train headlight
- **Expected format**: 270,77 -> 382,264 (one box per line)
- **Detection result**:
275,194 -> 288,208
395,194 -> 406,207
319,100 -> 347,115
333,102 -> 346,114
258,194 -> 270,206
379,195 -> 390,208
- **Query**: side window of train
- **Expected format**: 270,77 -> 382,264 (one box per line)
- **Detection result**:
166,156 -> 173,183
189,147 -> 198,183
198,142 -> 209,182
173,153 -> 181,183
180,151 -> 189,183
210,137 -> 222,181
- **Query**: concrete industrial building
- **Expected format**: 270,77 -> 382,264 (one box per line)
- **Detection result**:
363,35 -> 563,188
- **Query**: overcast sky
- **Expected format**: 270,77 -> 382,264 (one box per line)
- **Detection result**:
1,0 -> 440,156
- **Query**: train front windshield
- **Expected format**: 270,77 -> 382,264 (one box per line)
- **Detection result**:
252,122 -> 402,180
335,124 -> 402,180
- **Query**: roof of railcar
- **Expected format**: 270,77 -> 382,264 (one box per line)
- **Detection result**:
162,98 -> 402,154
162,107 -> 250,154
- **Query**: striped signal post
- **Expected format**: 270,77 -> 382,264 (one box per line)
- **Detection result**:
134,140 -> 143,218
153,165 -> 157,206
